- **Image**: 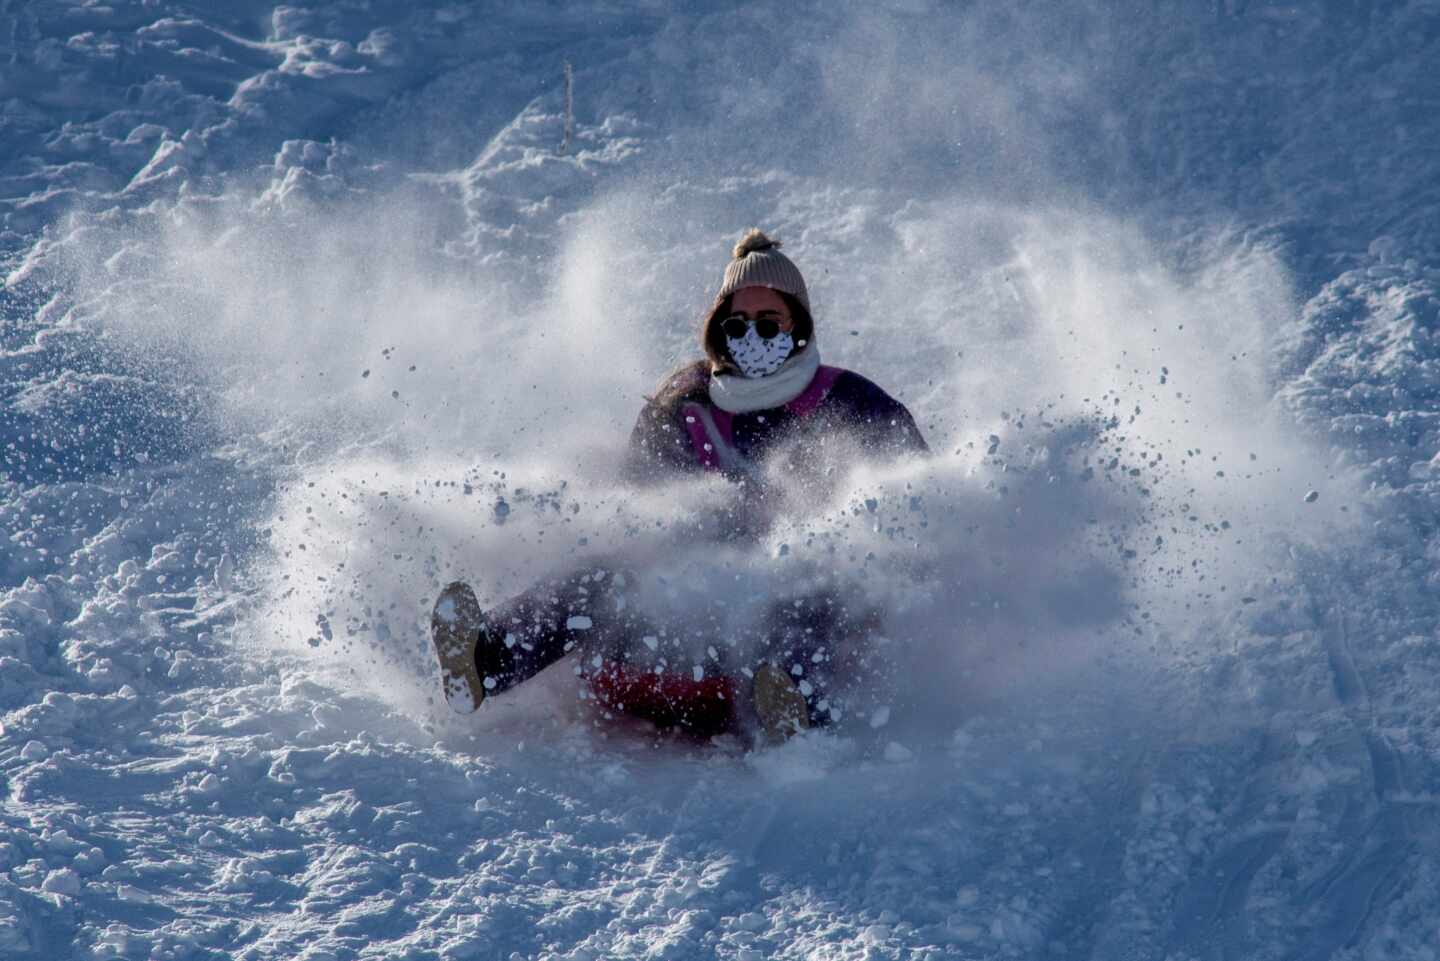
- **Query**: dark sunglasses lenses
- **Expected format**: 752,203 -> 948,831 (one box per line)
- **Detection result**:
722,316 -> 782,339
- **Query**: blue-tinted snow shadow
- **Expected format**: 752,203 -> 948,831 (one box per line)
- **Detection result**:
446,663 -> 1169,959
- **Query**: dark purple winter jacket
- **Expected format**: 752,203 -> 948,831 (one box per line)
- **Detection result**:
623,360 -> 928,485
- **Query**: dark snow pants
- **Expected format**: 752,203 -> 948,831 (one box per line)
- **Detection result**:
473,564 -> 881,734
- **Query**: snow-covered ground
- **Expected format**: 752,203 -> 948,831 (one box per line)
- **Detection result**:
3,2 -> 1439,958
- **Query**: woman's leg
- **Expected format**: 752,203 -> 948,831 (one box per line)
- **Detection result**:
492,566 -> 746,737
758,590 -> 884,726
476,565 -> 644,693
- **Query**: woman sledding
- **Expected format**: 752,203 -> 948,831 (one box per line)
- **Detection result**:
431,228 -> 928,744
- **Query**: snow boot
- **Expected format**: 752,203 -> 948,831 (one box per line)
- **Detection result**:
431,581 -> 491,713
752,662 -> 810,744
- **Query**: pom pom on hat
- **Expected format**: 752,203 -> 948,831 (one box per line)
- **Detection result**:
732,228 -> 780,259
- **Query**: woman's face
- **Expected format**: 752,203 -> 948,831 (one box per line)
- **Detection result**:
729,286 -> 795,334
720,286 -> 802,378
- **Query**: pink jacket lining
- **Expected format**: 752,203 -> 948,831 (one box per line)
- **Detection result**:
680,365 -> 844,471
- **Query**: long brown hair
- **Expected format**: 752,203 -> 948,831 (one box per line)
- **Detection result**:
649,290 -> 816,409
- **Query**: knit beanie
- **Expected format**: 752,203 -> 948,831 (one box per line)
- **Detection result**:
716,229 -> 810,312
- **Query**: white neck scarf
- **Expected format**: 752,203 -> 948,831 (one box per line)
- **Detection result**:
709,343 -> 821,414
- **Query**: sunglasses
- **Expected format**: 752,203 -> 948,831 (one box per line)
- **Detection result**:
721,313 -> 787,340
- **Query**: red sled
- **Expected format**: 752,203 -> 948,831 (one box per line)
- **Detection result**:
585,662 -> 739,737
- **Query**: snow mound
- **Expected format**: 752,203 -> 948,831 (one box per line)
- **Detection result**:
1276,259 -> 1440,524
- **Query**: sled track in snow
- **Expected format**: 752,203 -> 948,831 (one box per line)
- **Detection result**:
1155,600 -> 1432,961
1299,607 -> 1424,959
1171,827 -> 1290,961
1162,724 -> 1292,961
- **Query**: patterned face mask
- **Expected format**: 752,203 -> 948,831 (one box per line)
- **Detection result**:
725,325 -> 795,378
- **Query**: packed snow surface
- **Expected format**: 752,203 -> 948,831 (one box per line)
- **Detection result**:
4,1 -> 1440,958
